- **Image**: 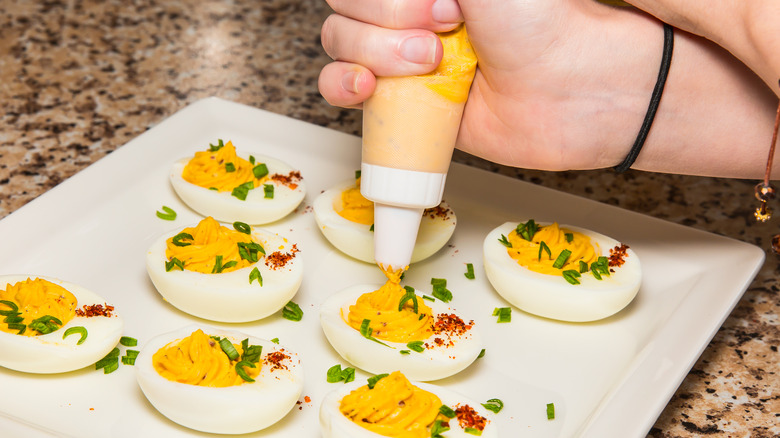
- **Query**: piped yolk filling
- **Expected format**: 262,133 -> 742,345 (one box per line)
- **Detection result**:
346,267 -> 432,343
0,278 -> 76,336
339,371 -> 442,438
166,216 -> 259,274
182,140 -> 267,192
506,222 -> 599,275
152,329 -> 260,387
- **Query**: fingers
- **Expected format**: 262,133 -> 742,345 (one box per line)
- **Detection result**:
322,14 -> 444,77
318,62 -> 377,109
325,0 -> 463,31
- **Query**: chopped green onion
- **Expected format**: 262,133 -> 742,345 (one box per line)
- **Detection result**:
478,348 -> 486,359
28,315 -> 62,334
464,263 -> 475,279
172,232 -> 193,247
253,163 -> 269,179
359,319 -> 372,338
516,219 -> 539,241
4,315 -> 23,324
270,338 -> 279,344
366,373 -> 388,389
155,206 -> 177,220
209,139 -> 225,151
341,366 -> 355,383
235,360 -> 256,382
7,323 -> 26,335
211,255 -> 232,273
498,234 -> 512,248
355,170 -> 361,179
219,338 -> 240,361
231,181 -> 254,200
233,221 -> 252,234
225,162 -> 236,172
430,419 -> 450,437
0,300 -> 19,312
546,402 -> 555,420
102,359 -> 119,374
124,349 -> 140,359
465,427 -> 483,436
422,295 -> 435,301
239,338 -> 263,363
249,267 -> 263,285
95,348 -> 120,372
63,326 -> 88,345
493,307 -> 512,323
249,155 -> 256,165
400,350 -> 410,355
538,241 -> 551,261
562,269 -> 581,285
121,356 -> 136,366
552,249 -> 571,269
481,398 -> 504,414
326,364 -> 356,383
369,224 -> 374,232
282,301 -> 303,321
398,286 -> 419,313
579,260 -> 589,273
119,336 -> 137,347
431,278 -> 447,288
165,257 -> 185,272
439,405 -> 456,418
263,183 -> 274,199
406,340 -> 425,353
238,241 -> 265,262
565,232 -> 574,243
432,285 -> 452,303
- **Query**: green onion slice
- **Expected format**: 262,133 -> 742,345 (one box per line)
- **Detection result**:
565,232 -> 574,243
398,286 -> 419,313
172,232 -> 193,247
516,219 -> 539,241
366,373 -> 388,389
432,285 -> 452,303
121,356 -> 136,366
481,398 -> 504,414
231,181 -> 254,200
493,307 -> 512,323
498,234 -> 512,248
119,336 -> 138,347
406,340 -> 425,353
465,427 -> 483,436
538,241 -> 551,261
225,162 -> 236,172
562,269 -> 582,285
0,300 -> 19,312
165,257 -> 185,272
263,183 -> 274,199
477,348 -> 486,359
235,360 -> 256,382
464,263 -> 475,279
249,267 -> 263,285
218,338 -> 240,361
233,221 -> 252,234
546,402 -> 555,420
430,419 -> 450,437
552,249 -> 572,269
63,326 -> 88,345
282,301 -> 303,321
439,405 -> 456,418
209,139 -> 225,151
253,163 -> 269,179
152,205 -> 174,220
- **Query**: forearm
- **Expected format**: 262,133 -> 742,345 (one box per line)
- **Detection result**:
626,0 -> 780,95
632,28 -> 778,178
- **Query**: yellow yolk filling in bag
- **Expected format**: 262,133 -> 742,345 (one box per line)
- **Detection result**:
181,140 -> 268,192
165,216 -> 260,274
339,371 -> 442,438
506,222 -> 599,275
0,278 -> 77,336
152,329 -> 260,387
424,24 -> 478,102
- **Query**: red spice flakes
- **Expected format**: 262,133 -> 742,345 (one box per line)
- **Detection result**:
265,244 -> 300,270
263,349 -> 291,372
426,314 -> 474,349
270,171 -> 303,190
423,204 -> 452,221
304,395 -> 311,403
608,243 -> 630,268
454,404 -> 487,431
74,303 -> 115,317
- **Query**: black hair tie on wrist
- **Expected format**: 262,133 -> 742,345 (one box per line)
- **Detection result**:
614,23 -> 674,173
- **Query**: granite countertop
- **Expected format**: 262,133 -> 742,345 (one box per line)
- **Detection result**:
0,1 -> 776,436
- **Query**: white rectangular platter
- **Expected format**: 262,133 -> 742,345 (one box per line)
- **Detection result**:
0,97 -> 765,438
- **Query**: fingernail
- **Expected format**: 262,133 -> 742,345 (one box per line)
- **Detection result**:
341,70 -> 362,94
432,0 -> 462,23
400,35 -> 437,64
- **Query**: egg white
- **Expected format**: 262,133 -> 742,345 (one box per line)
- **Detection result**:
483,221 -> 642,322
320,376 -> 499,438
0,274 -> 124,374
312,179 -> 456,264
170,152 -> 306,225
320,284 -> 483,382
145,224 -> 303,322
135,325 -> 304,434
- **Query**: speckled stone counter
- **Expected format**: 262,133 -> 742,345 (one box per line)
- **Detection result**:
0,1 -> 777,436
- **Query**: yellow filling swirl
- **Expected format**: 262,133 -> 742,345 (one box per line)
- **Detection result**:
506,222 -> 599,275
347,268 -> 432,343
336,178 -> 373,225
152,329 -> 260,387
423,24 -> 477,102
340,371 -> 442,437
166,216 -> 259,274
0,278 -> 76,336
182,140 -> 267,192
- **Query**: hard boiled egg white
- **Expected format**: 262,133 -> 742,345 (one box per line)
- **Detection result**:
170,141 -> 305,225
320,284 -> 483,382
320,371 -> 498,438
483,221 -> 641,322
313,179 -> 456,264
0,274 -> 124,374
135,325 -> 304,434
146,219 -> 303,322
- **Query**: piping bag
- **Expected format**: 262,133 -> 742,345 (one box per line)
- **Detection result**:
360,24 -> 478,272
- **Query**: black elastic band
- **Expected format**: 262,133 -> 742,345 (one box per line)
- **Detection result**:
614,23 -> 674,173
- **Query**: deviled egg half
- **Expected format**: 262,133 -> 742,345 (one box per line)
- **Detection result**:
170,139 -> 305,224
320,370 -> 498,437
313,175 -> 456,264
320,270 -> 482,382
146,216 -> 303,322
483,219 -> 642,322
0,275 -> 124,373
135,325 -> 303,434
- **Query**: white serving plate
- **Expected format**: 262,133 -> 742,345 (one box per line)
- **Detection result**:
0,97 -> 764,438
